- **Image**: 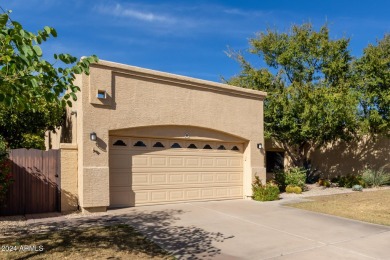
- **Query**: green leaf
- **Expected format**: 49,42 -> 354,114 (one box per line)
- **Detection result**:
44,26 -> 51,35
30,78 -> 38,88
51,28 -> 57,37
69,92 -> 77,101
33,45 -> 42,56
0,14 -> 8,28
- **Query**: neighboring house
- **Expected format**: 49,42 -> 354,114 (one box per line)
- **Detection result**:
48,60 -> 267,213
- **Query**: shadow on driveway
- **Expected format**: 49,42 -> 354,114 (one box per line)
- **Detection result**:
2,209 -> 234,259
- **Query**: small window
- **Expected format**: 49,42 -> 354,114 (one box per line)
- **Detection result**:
134,141 -> 146,147
171,143 -> 181,148
153,142 -> 164,148
97,90 -> 107,99
203,144 -> 212,149
231,146 -> 239,151
217,145 -> 226,150
113,140 -> 127,146
187,144 -> 197,149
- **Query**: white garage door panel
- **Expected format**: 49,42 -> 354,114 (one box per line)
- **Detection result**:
109,136 -> 244,206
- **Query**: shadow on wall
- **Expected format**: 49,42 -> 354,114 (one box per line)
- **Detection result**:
311,136 -> 390,178
60,110 -> 73,144
61,189 -> 79,213
3,209 -> 234,259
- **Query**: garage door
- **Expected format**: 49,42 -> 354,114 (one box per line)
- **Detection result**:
109,136 -> 243,207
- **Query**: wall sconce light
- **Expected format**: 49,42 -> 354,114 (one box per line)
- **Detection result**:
257,143 -> 263,150
90,132 -> 97,142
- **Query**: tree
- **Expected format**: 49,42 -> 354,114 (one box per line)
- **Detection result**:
0,100 -> 64,149
227,23 -> 358,167
353,35 -> 390,136
0,10 -> 98,149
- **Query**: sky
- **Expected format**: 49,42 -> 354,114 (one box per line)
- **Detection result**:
3,0 -> 390,82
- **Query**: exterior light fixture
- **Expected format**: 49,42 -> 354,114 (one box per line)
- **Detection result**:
257,143 -> 263,149
90,132 -> 97,142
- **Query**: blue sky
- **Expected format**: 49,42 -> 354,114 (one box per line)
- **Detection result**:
4,0 -> 390,82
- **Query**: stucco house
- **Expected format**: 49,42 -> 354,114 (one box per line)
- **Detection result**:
49,60 -> 267,213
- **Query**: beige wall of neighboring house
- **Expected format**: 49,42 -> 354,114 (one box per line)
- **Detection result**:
310,136 -> 390,178
51,59 -> 267,213
265,136 -> 390,179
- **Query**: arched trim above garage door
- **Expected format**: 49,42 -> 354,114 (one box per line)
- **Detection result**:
109,125 -> 248,143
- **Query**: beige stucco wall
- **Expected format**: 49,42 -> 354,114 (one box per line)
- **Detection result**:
310,136 -> 390,178
265,136 -> 390,179
60,143 -> 78,212
75,60 -> 267,211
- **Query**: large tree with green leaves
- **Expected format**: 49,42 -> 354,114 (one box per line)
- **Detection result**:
227,23 -> 358,168
353,35 -> 390,136
0,10 -> 98,149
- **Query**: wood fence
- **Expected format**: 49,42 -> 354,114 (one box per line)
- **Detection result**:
0,149 -> 61,216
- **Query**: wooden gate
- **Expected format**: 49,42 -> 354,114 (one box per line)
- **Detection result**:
0,149 -> 60,216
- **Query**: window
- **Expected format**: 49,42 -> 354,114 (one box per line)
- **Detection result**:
187,144 -> 197,149
171,143 -> 181,148
113,140 -> 126,146
217,145 -> 226,150
97,90 -> 107,99
231,146 -> 239,151
203,144 -> 212,149
153,142 -> 164,148
134,141 -> 146,147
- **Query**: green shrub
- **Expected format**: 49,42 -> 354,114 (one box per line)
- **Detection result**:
318,179 -> 331,187
362,167 -> 390,187
0,136 -> 13,203
323,180 -> 331,187
286,185 -> 302,194
335,174 -> 365,188
252,176 -> 280,201
0,136 -> 7,160
352,185 -> 363,191
273,169 -> 286,192
285,167 -> 306,189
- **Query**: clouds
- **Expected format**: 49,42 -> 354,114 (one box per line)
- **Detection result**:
90,1 -> 279,40
96,3 -> 176,24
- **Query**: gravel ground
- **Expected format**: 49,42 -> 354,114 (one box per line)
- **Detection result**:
280,184 -> 390,199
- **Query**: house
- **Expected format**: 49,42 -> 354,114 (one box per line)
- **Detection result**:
49,60 -> 267,213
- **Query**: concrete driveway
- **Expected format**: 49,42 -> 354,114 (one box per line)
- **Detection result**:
110,199 -> 390,259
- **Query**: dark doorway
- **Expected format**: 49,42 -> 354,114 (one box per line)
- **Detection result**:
266,151 -> 284,173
